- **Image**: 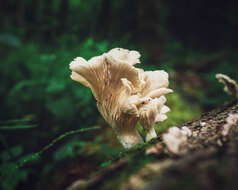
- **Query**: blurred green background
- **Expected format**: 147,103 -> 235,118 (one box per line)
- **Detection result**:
1,0 -> 238,190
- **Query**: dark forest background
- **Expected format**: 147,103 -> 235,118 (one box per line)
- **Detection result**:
1,1 -> 238,190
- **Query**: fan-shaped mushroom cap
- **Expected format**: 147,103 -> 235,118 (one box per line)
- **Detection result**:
69,48 -> 173,148
107,48 -> 141,66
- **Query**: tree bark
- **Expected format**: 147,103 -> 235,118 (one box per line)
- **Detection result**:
144,102 -> 238,190
42,0 -> 54,41
136,0 -> 165,62
58,0 -> 69,32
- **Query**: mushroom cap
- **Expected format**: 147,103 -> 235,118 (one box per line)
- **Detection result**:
69,48 -> 172,133
69,49 -> 142,102
216,73 -> 238,99
107,48 -> 141,66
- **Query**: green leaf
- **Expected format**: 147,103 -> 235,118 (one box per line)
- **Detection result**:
11,146 -> 23,157
100,160 -> 112,168
0,115 -> 35,125
0,162 -> 28,190
0,124 -> 37,130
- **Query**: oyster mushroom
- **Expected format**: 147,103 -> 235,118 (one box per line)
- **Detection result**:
69,48 -> 173,149
216,73 -> 238,100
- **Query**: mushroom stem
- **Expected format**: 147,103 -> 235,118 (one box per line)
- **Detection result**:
145,127 -> 157,142
116,128 -> 144,149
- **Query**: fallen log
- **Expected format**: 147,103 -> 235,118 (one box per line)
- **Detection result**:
66,102 -> 238,190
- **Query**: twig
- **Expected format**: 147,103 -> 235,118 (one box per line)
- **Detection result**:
16,126 -> 101,168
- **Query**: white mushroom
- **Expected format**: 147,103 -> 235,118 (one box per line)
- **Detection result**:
162,126 -> 192,155
221,113 -> 238,136
69,48 -> 173,149
216,73 -> 238,99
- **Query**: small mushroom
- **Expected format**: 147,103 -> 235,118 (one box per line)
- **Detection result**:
69,48 -> 173,149
221,113 -> 238,136
162,126 -> 192,155
216,73 -> 238,100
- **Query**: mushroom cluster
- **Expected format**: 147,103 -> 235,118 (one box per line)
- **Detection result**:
69,48 -> 173,148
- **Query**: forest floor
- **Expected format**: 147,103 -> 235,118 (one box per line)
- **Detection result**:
65,102 -> 238,190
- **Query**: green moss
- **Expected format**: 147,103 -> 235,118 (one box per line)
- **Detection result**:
99,154 -> 157,190
156,92 -> 201,135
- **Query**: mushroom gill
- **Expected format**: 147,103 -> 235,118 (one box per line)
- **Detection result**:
69,48 -> 173,149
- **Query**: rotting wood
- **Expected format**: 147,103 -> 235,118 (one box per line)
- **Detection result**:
67,102 -> 238,190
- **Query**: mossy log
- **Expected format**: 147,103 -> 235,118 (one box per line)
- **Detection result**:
67,102 -> 238,190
